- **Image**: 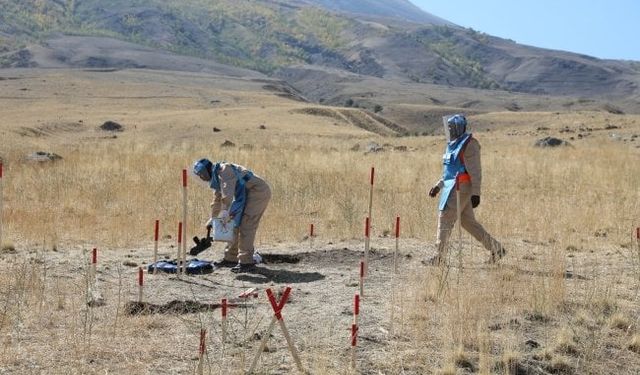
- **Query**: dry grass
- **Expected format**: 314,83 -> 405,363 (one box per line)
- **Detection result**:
1,69 -> 639,374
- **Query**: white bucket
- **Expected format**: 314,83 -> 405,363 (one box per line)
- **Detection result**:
212,218 -> 235,242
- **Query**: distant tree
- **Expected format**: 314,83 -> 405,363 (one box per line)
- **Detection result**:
345,98 -> 354,107
373,104 -> 383,113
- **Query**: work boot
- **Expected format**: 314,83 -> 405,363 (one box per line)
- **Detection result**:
422,254 -> 444,266
213,259 -> 237,268
230,263 -> 256,273
487,247 -> 507,264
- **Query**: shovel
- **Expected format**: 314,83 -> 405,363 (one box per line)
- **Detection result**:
189,227 -> 212,256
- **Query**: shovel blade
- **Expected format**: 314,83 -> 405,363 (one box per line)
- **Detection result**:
189,237 -> 212,256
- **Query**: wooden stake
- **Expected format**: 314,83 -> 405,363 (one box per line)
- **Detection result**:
90,248 -> 97,286
177,221 -> 183,276
221,298 -> 228,344
359,259 -> 365,298
309,223 -> 314,248
152,220 -> 159,274
636,227 -> 640,254
391,216 -> 400,335
197,328 -> 206,375
0,162 -> 3,248
353,293 -> 360,326
350,323 -> 358,369
394,216 -> 400,274
368,166 -> 374,222
137,267 -> 144,303
249,287 -> 303,373
181,169 -> 188,274
364,216 -> 370,277
455,174 -> 463,273
365,166 -> 374,274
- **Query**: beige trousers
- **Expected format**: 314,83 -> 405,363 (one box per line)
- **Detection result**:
224,176 -> 271,264
436,183 -> 503,257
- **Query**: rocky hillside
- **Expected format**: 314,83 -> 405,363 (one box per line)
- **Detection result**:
1,0 -> 638,109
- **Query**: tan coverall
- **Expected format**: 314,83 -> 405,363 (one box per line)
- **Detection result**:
433,137 -> 503,258
211,163 -> 271,264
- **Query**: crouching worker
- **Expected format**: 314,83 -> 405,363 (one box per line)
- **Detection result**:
426,114 -> 506,266
193,158 -> 271,273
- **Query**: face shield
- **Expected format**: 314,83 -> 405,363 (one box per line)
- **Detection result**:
192,159 -> 212,184
443,114 -> 467,142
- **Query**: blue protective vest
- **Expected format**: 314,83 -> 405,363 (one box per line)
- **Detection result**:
438,133 -> 472,211
208,162 -> 254,227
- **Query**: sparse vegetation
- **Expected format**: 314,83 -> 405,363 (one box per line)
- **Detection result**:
0,39 -> 639,375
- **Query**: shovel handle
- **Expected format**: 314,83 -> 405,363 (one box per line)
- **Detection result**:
206,226 -> 211,239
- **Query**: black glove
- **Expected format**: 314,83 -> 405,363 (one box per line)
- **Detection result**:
471,195 -> 480,208
428,186 -> 440,197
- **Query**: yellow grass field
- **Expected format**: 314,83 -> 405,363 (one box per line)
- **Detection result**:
0,69 -> 639,374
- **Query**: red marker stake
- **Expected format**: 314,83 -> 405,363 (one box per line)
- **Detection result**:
138,267 -> 144,303
309,223 -> 315,248
221,298 -> 228,343
249,287 -> 303,373
181,169 -> 188,275
366,166 -> 374,273
354,293 -> 360,325
359,259 -> 365,298
177,222 -> 183,276
0,162 -> 3,249
153,220 -> 159,274
364,217 -> 370,277
91,248 -> 97,283
86,247 -> 97,287
197,328 -> 206,375
350,323 -> 358,369
394,216 -> 400,274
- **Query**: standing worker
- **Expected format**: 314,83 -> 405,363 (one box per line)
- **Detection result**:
426,114 -> 506,265
193,159 -> 271,273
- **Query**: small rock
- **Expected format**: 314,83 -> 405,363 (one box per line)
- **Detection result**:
99,121 -> 124,132
258,125 -> 267,130
212,127 -> 221,132
87,288 -> 105,307
26,151 -> 63,162
534,137 -> 570,148
123,260 -> 138,267
366,142 -> 384,153
525,339 -> 540,348
220,140 -> 235,147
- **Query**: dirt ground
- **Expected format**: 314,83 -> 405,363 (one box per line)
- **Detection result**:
3,232 -> 639,374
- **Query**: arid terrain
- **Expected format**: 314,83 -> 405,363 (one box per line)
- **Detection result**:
0,68 -> 639,374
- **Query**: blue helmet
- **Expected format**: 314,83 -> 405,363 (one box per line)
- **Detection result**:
446,114 -> 467,140
193,158 -> 213,181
